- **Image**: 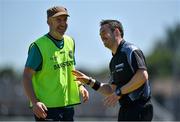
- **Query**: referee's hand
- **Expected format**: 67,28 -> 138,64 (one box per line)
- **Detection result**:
104,93 -> 121,107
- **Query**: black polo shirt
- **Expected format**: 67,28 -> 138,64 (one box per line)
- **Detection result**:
109,40 -> 150,103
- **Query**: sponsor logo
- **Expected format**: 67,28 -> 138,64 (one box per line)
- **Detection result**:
115,63 -> 124,72
54,61 -> 74,70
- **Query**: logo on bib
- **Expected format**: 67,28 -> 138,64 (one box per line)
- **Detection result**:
69,50 -> 73,59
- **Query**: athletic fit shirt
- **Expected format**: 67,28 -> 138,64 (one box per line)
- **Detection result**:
109,40 -> 151,102
25,34 -> 75,71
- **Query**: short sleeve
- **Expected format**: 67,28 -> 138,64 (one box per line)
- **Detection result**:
25,43 -> 42,71
131,50 -> 147,72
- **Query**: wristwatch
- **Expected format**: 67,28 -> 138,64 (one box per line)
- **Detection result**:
115,88 -> 122,96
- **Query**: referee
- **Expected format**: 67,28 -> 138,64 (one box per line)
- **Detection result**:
72,19 -> 153,121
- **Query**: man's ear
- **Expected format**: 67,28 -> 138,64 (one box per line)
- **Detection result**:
47,18 -> 51,25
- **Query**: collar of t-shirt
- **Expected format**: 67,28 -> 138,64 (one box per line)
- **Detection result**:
112,39 -> 125,56
46,33 -> 64,49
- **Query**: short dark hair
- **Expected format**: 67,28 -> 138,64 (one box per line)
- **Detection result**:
100,20 -> 124,38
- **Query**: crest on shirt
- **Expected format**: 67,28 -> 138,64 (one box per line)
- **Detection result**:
69,50 -> 73,59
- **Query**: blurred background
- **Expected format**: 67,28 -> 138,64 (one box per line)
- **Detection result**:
0,0 -> 180,121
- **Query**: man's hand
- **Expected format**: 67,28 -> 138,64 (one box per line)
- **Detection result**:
72,70 -> 90,84
32,102 -> 48,119
103,93 -> 121,107
79,85 -> 89,103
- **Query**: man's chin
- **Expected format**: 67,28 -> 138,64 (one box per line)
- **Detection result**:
56,29 -> 66,35
103,43 -> 108,47
58,31 -> 65,36
104,44 -> 111,49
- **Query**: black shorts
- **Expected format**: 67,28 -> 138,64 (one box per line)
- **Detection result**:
118,100 -> 153,121
34,106 -> 74,121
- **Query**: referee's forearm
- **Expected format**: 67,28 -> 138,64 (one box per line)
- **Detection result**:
88,79 -> 114,96
121,69 -> 147,95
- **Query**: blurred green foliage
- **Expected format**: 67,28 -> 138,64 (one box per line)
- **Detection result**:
147,23 -> 180,79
